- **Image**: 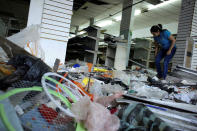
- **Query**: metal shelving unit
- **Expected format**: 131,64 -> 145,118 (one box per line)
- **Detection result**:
132,39 -> 154,68
66,25 -> 101,65
83,26 -> 101,64
104,34 -> 127,68
105,44 -> 116,67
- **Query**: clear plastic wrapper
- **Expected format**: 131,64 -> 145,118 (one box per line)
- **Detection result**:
172,91 -> 197,104
113,70 -> 130,86
71,97 -> 120,131
131,81 -> 168,99
95,92 -> 123,107
89,80 -> 103,96
130,73 -> 148,82
7,25 -> 45,60
101,83 -> 124,96
90,81 -> 124,97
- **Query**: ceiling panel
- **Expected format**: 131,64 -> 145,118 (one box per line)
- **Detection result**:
71,0 -> 182,32
170,0 -> 182,8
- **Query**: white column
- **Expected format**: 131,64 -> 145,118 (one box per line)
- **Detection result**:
173,0 -> 197,69
27,0 -> 73,67
114,0 -> 135,70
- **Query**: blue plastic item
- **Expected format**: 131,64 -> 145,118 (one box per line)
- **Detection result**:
73,64 -> 80,68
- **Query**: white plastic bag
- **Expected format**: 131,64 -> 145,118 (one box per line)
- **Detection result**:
90,80 -> 104,96
173,91 -> 197,104
71,97 -> 120,131
131,82 -> 168,99
113,70 -> 130,86
7,25 -> 45,60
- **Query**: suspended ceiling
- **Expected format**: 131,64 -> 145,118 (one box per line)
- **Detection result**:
71,0 -> 182,32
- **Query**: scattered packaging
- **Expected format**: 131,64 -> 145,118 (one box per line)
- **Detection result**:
171,91 -> 197,104
7,25 -> 45,60
71,97 -> 120,131
113,70 -> 130,86
131,81 -> 168,99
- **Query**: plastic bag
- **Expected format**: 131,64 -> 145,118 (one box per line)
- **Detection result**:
130,71 -> 148,82
7,25 -> 45,60
71,97 -> 120,131
89,80 -> 103,96
101,83 -> 124,96
95,92 -> 123,107
173,91 -> 197,104
131,82 -> 168,99
0,55 -> 51,91
113,70 -> 130,86
7,55 -> 51,82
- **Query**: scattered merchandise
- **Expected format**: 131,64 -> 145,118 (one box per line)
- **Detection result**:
130,81 -> 168,99
71,96 -> 120,131
170,91 -> 197,104
0,39 -> 197,130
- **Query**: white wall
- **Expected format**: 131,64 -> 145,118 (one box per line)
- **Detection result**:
27,0 -> 44,26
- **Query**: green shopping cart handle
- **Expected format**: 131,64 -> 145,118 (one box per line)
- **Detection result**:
0,86 -> 87,131
44,76 -> 77,103
43,77 -> 87,131
0,86 -> 72,131
76,122 -> 86,131
0,86 -> 71,107
0,104 -> 15,131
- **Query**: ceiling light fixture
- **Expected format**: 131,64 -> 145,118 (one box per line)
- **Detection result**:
69,34 -> 76,38
114,15 -> 122,21
148,0 -> 178,10
134,9 -> 141,16
78,31 -> 86,35
114,9 -> 141,21
96,20 -> 113,27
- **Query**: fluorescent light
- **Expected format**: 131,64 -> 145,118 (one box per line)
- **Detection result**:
114,9 -> 141,21
147,4 -> 154,9
114,15 -> 122,21
148,0 -> 178,10
79,31 -> 86,35
134,9 -> 141,16
69,34 -> 76,38
96,20 -> 113,27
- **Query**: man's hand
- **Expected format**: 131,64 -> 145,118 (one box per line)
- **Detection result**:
167,50 -> 171,55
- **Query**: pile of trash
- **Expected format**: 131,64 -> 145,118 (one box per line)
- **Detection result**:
0,29 -> 197,131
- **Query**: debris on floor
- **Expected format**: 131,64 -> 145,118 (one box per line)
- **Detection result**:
0,39 -> 197,131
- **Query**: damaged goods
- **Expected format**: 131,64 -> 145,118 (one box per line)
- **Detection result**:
0,33 -> 197,131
